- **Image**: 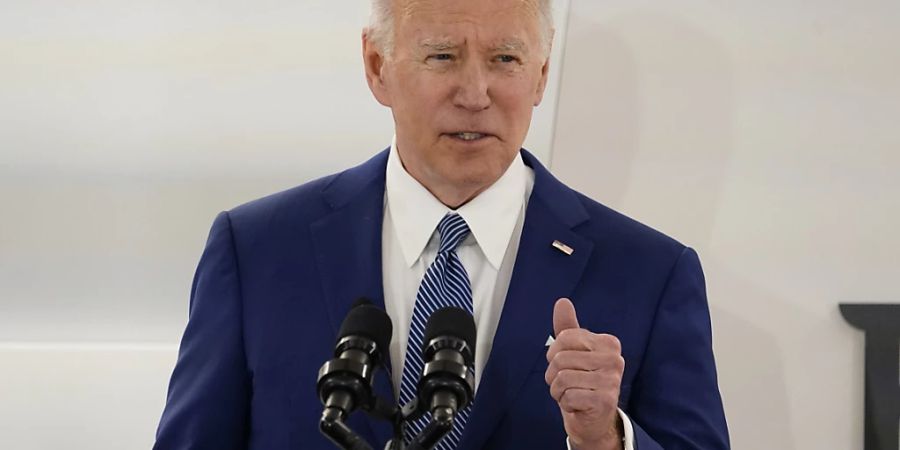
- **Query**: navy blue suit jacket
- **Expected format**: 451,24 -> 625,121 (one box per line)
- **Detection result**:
154,149 -> 729,449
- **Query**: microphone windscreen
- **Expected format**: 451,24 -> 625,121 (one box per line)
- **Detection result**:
423,307 -> 477,364
338,299 -> 393,354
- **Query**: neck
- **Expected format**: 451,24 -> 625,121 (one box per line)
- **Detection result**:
392,140 -> 514,210
422,182 -> 488,210
395,155 -> 492,210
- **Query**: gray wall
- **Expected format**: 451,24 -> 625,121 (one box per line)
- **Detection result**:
2,0 -> 898,449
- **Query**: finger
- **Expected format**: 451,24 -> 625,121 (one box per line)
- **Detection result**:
546,330 -> 591,362
558,387 -> 617,414
546,351 -> 601,384
545,350 -> 614,384
548,369 -> 611,401
546,329 -> 622,362
553,297 -> 580,337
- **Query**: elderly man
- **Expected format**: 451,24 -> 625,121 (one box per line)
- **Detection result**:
154,0 -> 729,449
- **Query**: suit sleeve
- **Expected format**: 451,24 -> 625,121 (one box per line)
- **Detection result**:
154,212 -> 251,450
628,247 -> 730,449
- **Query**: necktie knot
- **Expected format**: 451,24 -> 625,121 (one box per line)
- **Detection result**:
437,213 -> 470,254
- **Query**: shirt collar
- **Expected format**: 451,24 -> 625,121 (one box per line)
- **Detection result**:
385,135 -> 528,269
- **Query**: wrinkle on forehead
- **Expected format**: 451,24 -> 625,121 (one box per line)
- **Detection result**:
397,0 -> 541,56
395,0 -> 542,23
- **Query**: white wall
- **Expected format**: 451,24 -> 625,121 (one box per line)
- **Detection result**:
0,343 -> 174,449
551,1 -> 900,449
0,1 -> 568,449
0,0 -> 566,343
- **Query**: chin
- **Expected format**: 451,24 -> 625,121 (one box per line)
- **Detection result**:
443,163 -> 504,191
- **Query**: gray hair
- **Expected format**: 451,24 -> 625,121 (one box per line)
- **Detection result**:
368,0 -> 554,58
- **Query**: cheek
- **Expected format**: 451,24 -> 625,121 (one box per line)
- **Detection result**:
402,91 -> 453,129
492,78 -> 540,119
495,96 -> 536,133
390,68 -> 445,109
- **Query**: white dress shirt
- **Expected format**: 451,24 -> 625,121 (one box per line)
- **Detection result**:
381,140 -> 634,450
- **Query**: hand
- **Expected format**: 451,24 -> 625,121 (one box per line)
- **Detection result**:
545,298 -> 625,450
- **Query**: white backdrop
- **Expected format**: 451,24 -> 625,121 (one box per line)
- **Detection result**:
0,1 -> 568,448
2,1 -> 898,449
551,1 -> 899,449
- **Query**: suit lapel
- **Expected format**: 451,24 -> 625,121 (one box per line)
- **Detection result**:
310,149 -> 396,445
459,151 -> 594,449
308,149 -> 592,447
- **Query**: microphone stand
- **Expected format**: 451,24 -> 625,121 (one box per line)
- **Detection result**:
383,398 -> 414,450
320,393 -> 404,450
320,406 -> 374,450
387,391 -> 458,450
321,379 -> 462,450
405,407 -> 455,450
319,305 -> 475,450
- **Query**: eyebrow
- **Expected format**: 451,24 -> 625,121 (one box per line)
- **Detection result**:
417,38 -> 529,53
419,39 -> 458,52
490,39 -> 528,53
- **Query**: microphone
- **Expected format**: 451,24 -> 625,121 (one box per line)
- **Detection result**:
407,307 -> 477,449
317,298 -> 392,450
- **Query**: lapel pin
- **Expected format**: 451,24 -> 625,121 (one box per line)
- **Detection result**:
551,240 -> 574,256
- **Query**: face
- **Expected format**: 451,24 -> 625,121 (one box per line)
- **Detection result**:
364,0 -> 551,206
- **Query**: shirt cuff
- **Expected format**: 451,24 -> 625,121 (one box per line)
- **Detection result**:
564,408 -> 635,450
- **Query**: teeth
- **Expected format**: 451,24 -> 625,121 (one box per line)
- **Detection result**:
455,132 -> 485,141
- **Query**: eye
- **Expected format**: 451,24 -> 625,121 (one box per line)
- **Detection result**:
495,54 -> 519,63
429,53 -> 455,62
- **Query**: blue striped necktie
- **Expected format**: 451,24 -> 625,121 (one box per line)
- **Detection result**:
399,213 -> 474,449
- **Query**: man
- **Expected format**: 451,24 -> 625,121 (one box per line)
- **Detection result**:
154,0 -> 729,449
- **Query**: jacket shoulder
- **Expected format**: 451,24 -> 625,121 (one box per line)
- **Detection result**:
224,149 -> 389,232
227,173 -> 337,229
572,190 -> 688,258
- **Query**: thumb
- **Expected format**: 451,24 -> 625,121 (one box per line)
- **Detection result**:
553,298 -> 580,337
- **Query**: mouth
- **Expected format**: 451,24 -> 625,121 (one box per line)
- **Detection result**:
442,131 -> 497,143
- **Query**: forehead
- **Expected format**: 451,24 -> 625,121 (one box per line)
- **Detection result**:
394,0 -> 542,47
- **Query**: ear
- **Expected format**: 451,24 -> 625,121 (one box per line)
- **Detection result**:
533,58 -> 551,107
533,30 -> 555,107
362,28 -> 392,107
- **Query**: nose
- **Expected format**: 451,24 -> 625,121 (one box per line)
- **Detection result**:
452,58 -> 491,111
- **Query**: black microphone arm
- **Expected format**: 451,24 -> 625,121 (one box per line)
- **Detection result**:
320,406 -> 374,450
317,298 -> 394,450
406,307 -> 477,450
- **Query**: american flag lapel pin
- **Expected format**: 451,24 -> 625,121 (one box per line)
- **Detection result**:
551,240 -> 574,256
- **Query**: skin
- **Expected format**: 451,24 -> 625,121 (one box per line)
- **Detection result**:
363,0 -> 550,208
547,299 -> 625,450
363,2 -> 625,448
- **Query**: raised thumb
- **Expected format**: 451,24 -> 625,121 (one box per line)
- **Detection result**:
553,297 -> 580,336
